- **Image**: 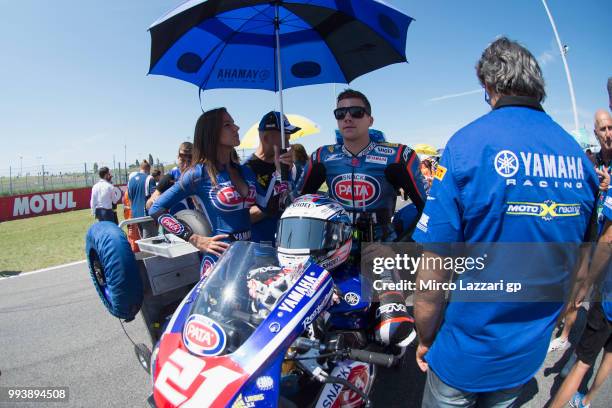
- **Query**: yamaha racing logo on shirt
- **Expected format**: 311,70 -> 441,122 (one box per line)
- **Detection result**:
183,314 -> 227,356
210,182 -> 256,211
159,214 -> 184,236
331,174 -> 381,208
494,150 -> 586,189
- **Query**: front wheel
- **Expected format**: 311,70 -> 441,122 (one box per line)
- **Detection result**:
134,343 -> 152,373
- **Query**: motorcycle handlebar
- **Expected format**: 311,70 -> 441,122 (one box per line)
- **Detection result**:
348,349 -> 397,368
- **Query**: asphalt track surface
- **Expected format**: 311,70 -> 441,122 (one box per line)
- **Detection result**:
1,263 -> 610,407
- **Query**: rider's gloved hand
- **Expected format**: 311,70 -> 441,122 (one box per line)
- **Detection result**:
374,290 -> 415,347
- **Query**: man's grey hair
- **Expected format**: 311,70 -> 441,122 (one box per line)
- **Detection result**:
476,37 -> 546,102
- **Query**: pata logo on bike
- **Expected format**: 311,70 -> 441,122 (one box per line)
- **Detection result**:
159,214 -> 184,235
183,314 -> 226,356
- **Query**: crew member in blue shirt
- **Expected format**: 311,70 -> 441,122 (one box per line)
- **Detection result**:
413,37 -> 599,408
128,160 -> 157,237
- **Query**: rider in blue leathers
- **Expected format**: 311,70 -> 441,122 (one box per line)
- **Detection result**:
297,89 -> 427,346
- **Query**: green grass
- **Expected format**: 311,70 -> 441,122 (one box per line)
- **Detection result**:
0,207 -> 125,274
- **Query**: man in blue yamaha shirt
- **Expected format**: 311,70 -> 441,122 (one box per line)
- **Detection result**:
413,37 -> 599,407
298,89 -> 427,347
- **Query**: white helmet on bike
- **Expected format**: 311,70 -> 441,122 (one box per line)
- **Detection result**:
276,194 -> 353,270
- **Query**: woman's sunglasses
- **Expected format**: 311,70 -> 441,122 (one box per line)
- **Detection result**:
333,106 -> 369,120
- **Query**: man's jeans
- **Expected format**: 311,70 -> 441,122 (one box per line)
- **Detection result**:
421,369 -> 523,408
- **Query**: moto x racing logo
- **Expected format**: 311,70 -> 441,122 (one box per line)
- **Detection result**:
506,200 -> 581,221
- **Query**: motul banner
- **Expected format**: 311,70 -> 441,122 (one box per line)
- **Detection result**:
0,185 -> 126,222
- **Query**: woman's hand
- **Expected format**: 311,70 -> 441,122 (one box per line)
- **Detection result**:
188,234 -> 230,257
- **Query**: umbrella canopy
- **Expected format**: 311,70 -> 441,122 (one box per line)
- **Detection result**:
413,143 -> 438,156
239,114 -> 320,149
148,0 -> 413,91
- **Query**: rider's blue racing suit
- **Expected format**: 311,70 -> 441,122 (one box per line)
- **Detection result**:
298,140 -> 426,238
297,140 -> 427,346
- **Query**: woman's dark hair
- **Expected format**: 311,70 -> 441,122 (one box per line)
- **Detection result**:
292,143 -> 308,162
192,107 -> 238,185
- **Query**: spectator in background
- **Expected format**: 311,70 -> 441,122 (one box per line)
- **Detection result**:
549,190 -> 612,408
549,110 -> 612,353
128,160 -> 157,237
90,167 -> 120,223
585,148 -> 596,166
245,111 -> 298,244
413,37 -> 598,408
594,110 -> 612,234
291,143 -> 308,189
151,169 -> 161,185
146,142 -> 194,213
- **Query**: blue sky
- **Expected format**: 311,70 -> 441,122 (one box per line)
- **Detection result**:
1,0 -> 610,176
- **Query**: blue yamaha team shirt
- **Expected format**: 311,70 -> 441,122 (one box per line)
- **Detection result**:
128,172 -> 157,218
601,190 -> 612,321
413,96 -> 598,392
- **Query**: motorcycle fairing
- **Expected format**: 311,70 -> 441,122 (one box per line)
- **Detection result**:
314,361 -> 374,408
154,259 -> 334,407
229,354 -> 283,408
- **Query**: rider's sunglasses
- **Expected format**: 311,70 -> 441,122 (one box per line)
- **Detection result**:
333,106 -> 369,120
178,153 -> 192,160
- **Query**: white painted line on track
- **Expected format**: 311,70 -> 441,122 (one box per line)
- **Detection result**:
0,259 -> 86,281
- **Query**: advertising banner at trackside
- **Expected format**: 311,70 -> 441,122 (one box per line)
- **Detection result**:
0,185 -> 127,222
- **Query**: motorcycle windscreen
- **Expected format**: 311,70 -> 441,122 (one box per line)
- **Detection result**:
186,241 -> 280,356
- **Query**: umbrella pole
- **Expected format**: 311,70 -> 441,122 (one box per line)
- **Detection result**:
274,3 -> 290,181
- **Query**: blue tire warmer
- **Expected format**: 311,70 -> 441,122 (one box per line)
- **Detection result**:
85,221 -> 143,321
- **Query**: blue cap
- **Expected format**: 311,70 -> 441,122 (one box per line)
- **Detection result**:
258,111 -> 301,134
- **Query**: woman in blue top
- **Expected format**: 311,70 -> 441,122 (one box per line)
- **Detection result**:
151,107 -> 273,276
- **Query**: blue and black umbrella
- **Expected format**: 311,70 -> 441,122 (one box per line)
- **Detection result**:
149,0 -> 414,148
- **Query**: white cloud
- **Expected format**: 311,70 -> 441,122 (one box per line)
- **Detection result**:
426,88 -> 482,103
538,50 -> 556,66
538,38 -> 558,67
